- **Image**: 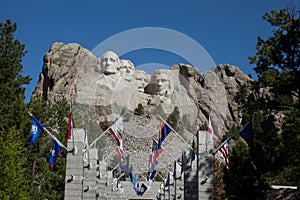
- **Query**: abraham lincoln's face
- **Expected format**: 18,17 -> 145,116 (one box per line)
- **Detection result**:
153,70 -> 173,96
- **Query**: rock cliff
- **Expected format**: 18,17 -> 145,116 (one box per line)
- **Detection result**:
32,42 -> 252,157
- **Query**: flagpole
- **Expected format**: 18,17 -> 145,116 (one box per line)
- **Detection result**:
28,112 -> 68,151
83,125 -> 110,153
112,162 -> 120,171
117,172 -> 125,180
70,95 -> 75,150
156,171 -> 166,181
157,114 -> 195,153
168,175 -> 170,200
154,170 -> 167,198
173,160 -> 177,200
205,114 -> 210,153
212,122 -> 250,155
156,159 -> 172,174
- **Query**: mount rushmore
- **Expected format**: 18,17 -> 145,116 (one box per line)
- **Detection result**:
32,42 -> 252,143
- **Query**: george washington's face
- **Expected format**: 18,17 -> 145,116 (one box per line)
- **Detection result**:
98,51 -> 120,75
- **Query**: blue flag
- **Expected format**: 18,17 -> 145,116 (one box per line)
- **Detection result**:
165,173 -> 170,187
157,121 -> 172,149
131,173 -> 139,194
148,170 -> 156,182
48,140 -> 63,167
239,123 -> 254,150
138,183 -> 148,196
30,115 -> 44,145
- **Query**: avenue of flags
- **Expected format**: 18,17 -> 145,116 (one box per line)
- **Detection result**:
29,109 -> 254,196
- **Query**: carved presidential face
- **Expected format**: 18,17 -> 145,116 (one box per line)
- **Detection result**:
153,70 -> 173,96
98,51 -> 120,75
135,70 -> 149,92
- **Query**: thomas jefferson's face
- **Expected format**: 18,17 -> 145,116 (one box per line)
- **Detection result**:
135,70 -> 149,92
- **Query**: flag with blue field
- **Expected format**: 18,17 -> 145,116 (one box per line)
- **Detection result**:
239,122 -> 254,150
30,115 -> 44,145
157,121 -> 172,149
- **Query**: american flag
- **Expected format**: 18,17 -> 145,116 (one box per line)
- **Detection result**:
219,143 -> 229,169
109,117 -> 123,147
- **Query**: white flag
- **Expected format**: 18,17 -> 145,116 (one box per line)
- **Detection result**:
109,117 -> 124,149
206,115 -> 213,143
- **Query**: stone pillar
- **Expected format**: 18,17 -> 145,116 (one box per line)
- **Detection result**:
198,130 -> 214,200
184,150 -> 198,199
174,160 -> 184,199
64,128 -> 85,200
82,148 -> 98,199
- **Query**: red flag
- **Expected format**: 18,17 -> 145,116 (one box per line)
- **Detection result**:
116,147 -> 124,161
219,143 -> 229,169
66,112 -> 73,140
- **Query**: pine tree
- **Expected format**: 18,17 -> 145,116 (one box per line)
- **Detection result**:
27,96 -> 69,199
167,106 -> 180,131
223,5 -> 300,199
0,19 -> 31,129
0,127 -> 30,199
0,19 -> 31,199
249,5 -> 300,103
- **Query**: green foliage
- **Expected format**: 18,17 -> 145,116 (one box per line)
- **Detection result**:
0,19 -> 31,198
223,142 -> 265,199
100,117 -> 110,131
214,159 -> 226,200
248,7 -> 300,99
134,103 -> 145,115
276,103 -> 300,185
221,5 -> 300,199
0,127 -> 30,199
27,96 -> 69,199
167,106 -> 180,131
0,19 -> 31,135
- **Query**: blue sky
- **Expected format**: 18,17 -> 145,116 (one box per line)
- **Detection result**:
1,0 -> 296,102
